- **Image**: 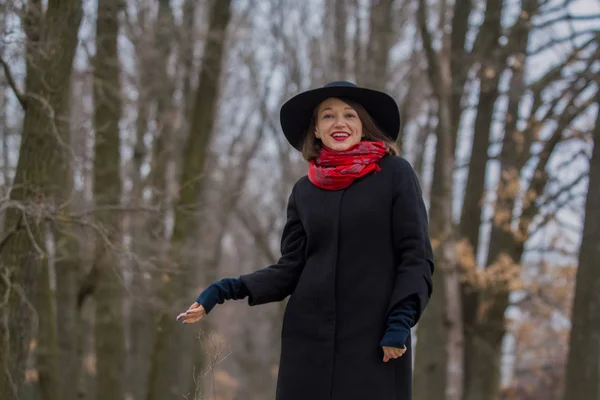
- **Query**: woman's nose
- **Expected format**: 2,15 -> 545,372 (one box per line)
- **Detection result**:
333,118 -> 345,127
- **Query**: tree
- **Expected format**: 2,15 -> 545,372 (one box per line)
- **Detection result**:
413,0 -> 599,398
466,30 -> 597,400
146,1 -> 233,398
93,0 -> 125,397
126,0 -> 176,397
563,93 -> 600,400
413,0 -> 466,398
0,0 -> 83,397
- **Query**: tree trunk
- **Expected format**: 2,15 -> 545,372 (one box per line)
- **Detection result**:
0,9 -> 8,206
413,0 -> 471,398
34,257 -> 61,400
54,235 -> 82,400
93,0 -> 125,398
146,1 -> 232,399
412,156 -> 450,400
0,0 -> 82,398
359,0 -> 394,90
127,60 -> 153,400
352,0 -> 364,82
127,2 -> 175,398
562,94 -> 600,400
332,0 -> 347,77
462,3 -> 538,398
434,86 -> 464,400
457,0 -> 503,395
448,0 -> 473,130
54,28 -> 88,400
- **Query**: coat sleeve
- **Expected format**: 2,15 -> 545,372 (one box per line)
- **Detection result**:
239,184 -> 307,306
386,158 -> 434,324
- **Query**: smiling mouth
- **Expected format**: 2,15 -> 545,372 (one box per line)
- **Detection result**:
331,132 -> 350,141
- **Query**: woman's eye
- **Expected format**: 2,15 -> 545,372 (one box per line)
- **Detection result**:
323,114 -> 333,119
345,113 -> 356,118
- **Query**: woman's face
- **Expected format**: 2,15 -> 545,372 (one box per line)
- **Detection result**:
315,98 -> 363,151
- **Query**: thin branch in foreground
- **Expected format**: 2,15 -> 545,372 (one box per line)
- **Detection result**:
536,169 -> 588,212
0,214 -> 23,254
0,56 -> 27,109
533,13 -> 600,31
528,30 -> 599,57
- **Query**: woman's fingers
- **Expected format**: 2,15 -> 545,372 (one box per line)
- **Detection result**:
382,346 -> 407,362
186,304 -> 205,315
176,303 -> 206,324
183,314 -> 203,324
383,347 -> 393,362
178,312 -> 204,324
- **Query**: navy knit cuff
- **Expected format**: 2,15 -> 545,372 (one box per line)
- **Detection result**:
380,329 -> 410,349
196,285 -> 221,314
195,278 -> 249,314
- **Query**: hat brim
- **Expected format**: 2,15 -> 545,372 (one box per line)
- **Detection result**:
280,86 -> 401,151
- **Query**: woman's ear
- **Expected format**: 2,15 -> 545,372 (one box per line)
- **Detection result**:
315,129 -> 320,139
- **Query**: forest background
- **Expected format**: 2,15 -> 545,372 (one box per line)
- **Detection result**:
1,0 -> 599,399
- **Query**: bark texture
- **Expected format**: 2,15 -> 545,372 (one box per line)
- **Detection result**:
458,0 -> 503,395
146,1 -> 233,399
127,1 -> 175,398
93,0 -> 125,398
562,93 -> 600,400
0,0 -> 82,397
413,1 -> 465,399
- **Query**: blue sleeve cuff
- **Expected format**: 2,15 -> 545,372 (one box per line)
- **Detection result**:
380,294 -> 419,348
195,277 -> 249,314
380,329 -> 410,348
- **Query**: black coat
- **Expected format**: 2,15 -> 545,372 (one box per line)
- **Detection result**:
240,155 -> 434,400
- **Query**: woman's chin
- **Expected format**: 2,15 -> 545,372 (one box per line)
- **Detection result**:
325,140 -> 359,152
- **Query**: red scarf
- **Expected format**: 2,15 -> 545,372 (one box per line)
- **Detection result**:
308,141 -> 387,190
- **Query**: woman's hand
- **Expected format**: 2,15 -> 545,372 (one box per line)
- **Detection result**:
382,345 -> 406,362
176,302 -> 206,324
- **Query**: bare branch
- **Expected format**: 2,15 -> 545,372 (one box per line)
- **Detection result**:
519,88 -> 596,236
533,13 -> 600,30
0,57 -> 27,109
540,0 -> 575,15
21,212 -> 45,257
527,35 -> 597,97
0,214 -> 23,254
528,184 -> 584,239
537,170 -> 588,215
550,149 -> 590,172
510,289 -> 570,318
523,246 -> 578,257
235,208 -> 278,265
528,30 -> 600,57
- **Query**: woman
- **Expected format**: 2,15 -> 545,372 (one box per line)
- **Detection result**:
177,81 -> 434,400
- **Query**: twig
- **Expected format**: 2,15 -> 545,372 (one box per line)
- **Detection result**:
235,208 -> 278,264
0,214 -> 23,254
23,91 -> 78,163
535,169 -> 588,212
0,56 -> 26,109
528,30 -> 599,57
1,270 -> 39,398
533,13 -> 600,30
65,204 -> 161,219
0,269 -> 19,398
21,210 -> 46,257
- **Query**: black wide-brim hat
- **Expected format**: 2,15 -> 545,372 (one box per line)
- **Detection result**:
280,81 -> 401,150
